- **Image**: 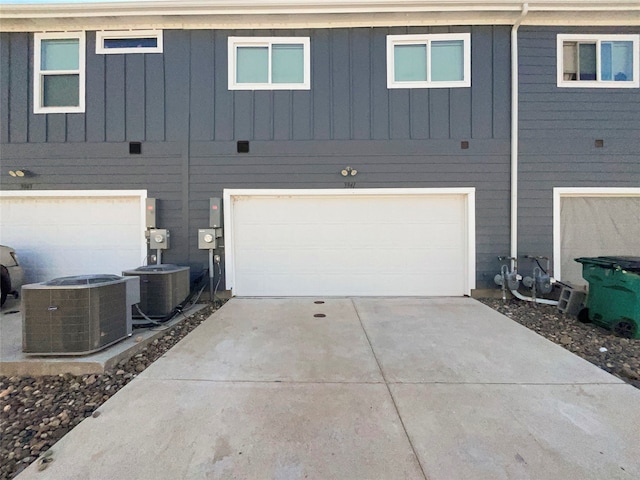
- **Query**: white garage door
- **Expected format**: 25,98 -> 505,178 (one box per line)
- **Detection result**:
225,189 -> 475,296
0,191 -> 147,284
555,190 -> 640,286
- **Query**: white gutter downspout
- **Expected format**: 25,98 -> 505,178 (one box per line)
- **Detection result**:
510,2 -> 529,271
508,3 -> 558,306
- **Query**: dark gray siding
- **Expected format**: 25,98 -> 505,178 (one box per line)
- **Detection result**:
518,26 -> 640,269
1,26 -> 512,289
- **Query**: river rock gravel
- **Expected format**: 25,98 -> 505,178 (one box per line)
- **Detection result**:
0,303 -> 220,480
2,299 -> 639,479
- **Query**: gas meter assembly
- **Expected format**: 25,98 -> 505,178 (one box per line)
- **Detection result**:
494,255 -> 557,306
522,256 -> 552,296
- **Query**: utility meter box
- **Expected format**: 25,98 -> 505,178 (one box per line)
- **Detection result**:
209,198 -> 222,228
150,229 -> 170,249
145,198 -> 157,228
198,229 -> 217,249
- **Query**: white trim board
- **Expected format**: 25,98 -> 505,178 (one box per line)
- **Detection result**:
223,187 -> 476,296
3,2 -> 640,32
552,187 -> 640,281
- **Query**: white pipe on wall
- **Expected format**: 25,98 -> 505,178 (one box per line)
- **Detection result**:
511,288 -> 559,306
510,3 -> 529,270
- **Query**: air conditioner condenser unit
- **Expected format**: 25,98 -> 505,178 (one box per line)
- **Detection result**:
22,274 -> 140,355
122,265 -> 190,318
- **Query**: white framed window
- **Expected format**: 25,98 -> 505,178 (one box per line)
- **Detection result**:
387,33 -> 471,89
557,34 -> 639,88
96,30 -> 163,54
33,32 -> 85,114
228,37 -> 311,90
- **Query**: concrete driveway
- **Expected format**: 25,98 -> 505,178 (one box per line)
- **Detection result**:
17,297 -> 640,479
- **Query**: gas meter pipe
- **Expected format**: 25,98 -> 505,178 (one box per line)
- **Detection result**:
510,288 -> 558,306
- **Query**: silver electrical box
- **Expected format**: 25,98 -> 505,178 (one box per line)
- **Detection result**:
150,229 -> 169,249
198,229 -> 217,249
210,198 -> 222,228
145,198 -> 157,228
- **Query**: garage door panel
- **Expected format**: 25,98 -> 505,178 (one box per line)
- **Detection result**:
229,191 -> 472,296
236,195 -> 464,224
237,222 -> 464,252
401,248 -> 465,272
237,224 -> 343,249
237,272 -> 465,297
237,244 -> 465,274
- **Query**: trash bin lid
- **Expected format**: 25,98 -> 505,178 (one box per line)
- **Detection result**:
575,256 -> 640,273
598,256 -> 640,273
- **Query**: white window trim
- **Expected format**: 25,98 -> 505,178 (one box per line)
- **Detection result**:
33,32 -> 85,114
96,30 -> 163,54
387,33 -> 471,89
557,34 -> 639,89
228,36 -> 311,91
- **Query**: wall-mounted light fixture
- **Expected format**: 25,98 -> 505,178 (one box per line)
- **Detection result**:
9,170 -> 32,177
341,166 -> 358,177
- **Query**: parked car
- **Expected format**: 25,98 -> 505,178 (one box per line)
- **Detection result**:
0,245 -> 24,306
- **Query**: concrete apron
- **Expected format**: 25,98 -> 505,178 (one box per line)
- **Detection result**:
17,297 -> 640,480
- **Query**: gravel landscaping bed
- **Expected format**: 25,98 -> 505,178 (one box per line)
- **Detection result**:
0,303 -> 220,480
2,298 -> 639,479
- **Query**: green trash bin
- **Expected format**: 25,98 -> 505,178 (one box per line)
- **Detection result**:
575,256 -> 640,339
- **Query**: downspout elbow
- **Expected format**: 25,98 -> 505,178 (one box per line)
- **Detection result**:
514,3 -> 529,30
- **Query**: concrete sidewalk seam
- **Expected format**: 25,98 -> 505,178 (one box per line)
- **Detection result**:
351,298 -> 430,480
138,378 -> 388,385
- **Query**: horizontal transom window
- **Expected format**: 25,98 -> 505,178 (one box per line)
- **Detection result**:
33,32 -> 85,114
228,37 -> 310,90
387,33 -> 471,89
96,30 -> 163,54
557,34 -> 639,88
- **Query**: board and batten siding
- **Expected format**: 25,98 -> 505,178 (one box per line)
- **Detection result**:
518,26 -> 640,272
1,26 -> 512,289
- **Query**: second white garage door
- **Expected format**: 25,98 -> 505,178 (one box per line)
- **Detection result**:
225,189 -> 475,297
0,190 -> 147,284
554,189 -> 640,286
